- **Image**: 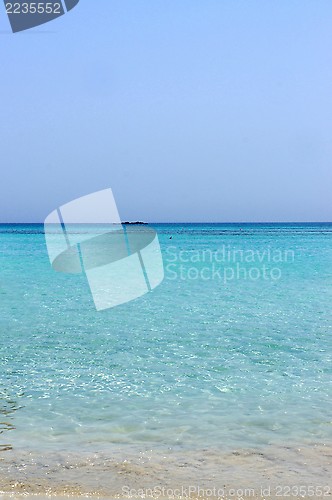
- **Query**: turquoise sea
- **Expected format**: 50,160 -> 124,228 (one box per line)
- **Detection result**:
0,223 -> 332,496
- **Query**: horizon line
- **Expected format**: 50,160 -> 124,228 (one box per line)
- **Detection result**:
0,221 -> 332,225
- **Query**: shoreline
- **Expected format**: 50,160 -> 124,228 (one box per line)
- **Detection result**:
1,442 -> 331,498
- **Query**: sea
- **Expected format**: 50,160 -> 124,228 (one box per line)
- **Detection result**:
0,223 -> 331,497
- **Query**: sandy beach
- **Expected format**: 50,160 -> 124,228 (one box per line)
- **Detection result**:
1,442 -> 332,498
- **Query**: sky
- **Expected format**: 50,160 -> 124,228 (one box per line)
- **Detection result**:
0,0 -> 331,222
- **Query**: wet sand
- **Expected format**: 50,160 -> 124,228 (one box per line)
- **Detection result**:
0,443 -> 331,499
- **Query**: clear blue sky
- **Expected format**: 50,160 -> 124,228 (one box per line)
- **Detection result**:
1,0 -> 331,222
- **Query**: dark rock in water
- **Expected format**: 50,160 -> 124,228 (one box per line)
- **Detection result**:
122,221 -> 146,225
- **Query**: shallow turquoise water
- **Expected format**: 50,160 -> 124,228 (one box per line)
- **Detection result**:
0,223 -> 331,454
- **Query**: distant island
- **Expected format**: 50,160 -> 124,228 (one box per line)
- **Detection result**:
122,221 -> 146,225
